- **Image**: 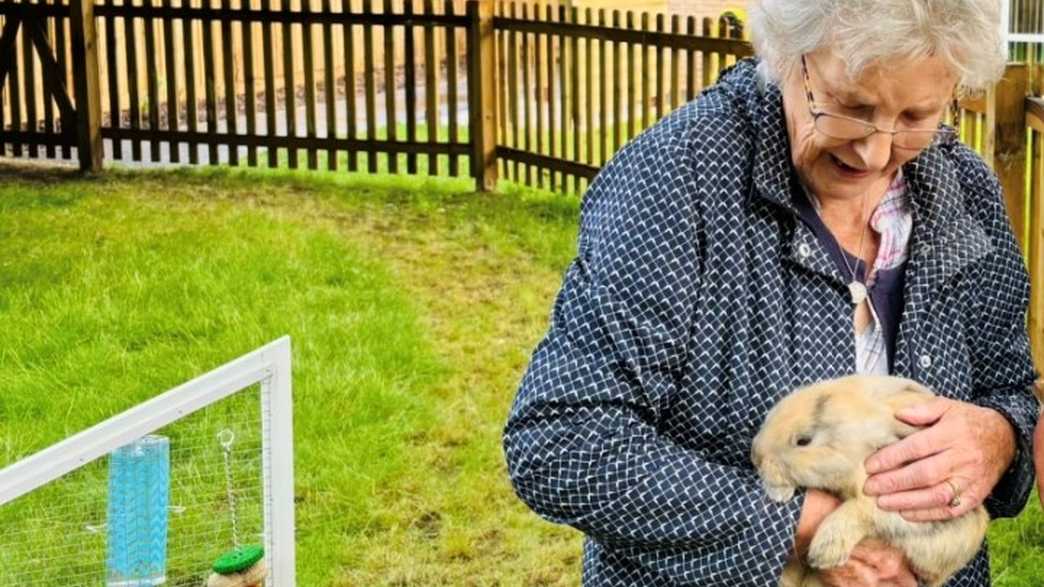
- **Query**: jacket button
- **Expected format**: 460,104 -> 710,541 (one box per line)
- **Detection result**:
918,354 -> 933,369
797,243 -> 812,259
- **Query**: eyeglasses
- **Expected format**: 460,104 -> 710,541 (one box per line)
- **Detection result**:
800,55 -> 958,151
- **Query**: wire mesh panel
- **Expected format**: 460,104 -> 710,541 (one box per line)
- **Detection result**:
0,337 -> 293,587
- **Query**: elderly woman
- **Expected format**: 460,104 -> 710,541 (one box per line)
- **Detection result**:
503,1 -> 1040,585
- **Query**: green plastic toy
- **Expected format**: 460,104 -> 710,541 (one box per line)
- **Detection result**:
206,430 -> 269,587
207,545 -> 268,587
213,544 -> 264,575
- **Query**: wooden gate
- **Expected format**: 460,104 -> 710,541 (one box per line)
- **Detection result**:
0,0 -> 102,171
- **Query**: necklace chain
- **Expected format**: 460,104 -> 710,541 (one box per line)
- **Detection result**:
813,186 -> 872,306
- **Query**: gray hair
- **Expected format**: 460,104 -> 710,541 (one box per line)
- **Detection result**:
747,0 -> 1007,93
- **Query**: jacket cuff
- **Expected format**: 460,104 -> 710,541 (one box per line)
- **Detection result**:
974,392 -> 1039,518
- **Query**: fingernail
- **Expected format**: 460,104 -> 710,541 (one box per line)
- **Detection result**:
865,460 -> 880,474
864,480 -> 878,496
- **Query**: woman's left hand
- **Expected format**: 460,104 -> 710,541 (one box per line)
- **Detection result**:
862,397 -> 1016,522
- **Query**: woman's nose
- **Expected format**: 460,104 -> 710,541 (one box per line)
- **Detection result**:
852,132 -> 893,172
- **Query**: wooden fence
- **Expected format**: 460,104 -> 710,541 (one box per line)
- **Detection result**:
0,0 -> 498,183
493,3 -> 749,195
0,0 -> 749,187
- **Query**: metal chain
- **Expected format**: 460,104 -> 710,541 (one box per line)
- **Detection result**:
219,429 -> 240,548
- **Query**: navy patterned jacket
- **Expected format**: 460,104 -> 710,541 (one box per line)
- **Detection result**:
503,58 -> 1040,586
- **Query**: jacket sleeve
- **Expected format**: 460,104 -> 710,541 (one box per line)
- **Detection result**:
502,112 -> 803,585
960,150 -> 1041,518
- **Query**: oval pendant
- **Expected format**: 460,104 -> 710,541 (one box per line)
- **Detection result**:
848,281 -> 868,305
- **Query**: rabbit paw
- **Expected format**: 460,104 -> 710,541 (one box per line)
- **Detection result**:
764,482 -> 795,502
807,529 -> 855,570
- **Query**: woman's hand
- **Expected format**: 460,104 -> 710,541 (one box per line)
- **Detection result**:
794,494 -> 918,586
815,539 -> 918,587
793,489 -> 841,557
862,397 -> 1016,522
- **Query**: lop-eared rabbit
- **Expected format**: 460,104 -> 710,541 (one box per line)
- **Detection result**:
751,375 -> 989,587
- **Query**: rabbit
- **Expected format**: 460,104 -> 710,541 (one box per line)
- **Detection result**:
751,374 -> 989,587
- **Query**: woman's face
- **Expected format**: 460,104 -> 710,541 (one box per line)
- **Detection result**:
781,48 -> 959,203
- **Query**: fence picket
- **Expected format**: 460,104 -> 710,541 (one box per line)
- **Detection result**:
382,0 -> 395,172
686,15 -> 695,101
404,0 -> 416,172
611,9 -> 620,158
220,0 -> 236,165
655,12 -> 664,121
126,0 -> 141,160
669,13 -> 678,113
344,0 -> 357,171
598,7 -> 606,166
423,0 -> 436,174
162,0 -> 179,162
533,1 -> 543,187
569,5 -> 578,193
522,2 -> 532,184
320,0 -> 333,169
54,0 -> 67,158
362,0 -> 375,171
143,0 -> 158,160
201,0 -> 217,163
281,0 -> 296,167
183,0 -> 197,162
23,8 -> 36,158
43,0 -> 55,159
444,0 -> 456,176
584,7 -> 591,176
302,0 -> 316,168
262,0 -> 275,166
8,13 -> 21,158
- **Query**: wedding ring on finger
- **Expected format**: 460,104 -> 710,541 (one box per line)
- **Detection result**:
944,479 -> 962,508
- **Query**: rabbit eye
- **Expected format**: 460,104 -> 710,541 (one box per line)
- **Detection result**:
795,435 -> 812,447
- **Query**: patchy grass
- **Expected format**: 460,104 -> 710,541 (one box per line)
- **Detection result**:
0,161 -> 581,585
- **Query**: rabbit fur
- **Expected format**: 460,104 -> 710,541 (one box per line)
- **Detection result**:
751,375 -> 989,587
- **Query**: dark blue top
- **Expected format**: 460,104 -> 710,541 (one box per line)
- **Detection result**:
792,181 -> 907,372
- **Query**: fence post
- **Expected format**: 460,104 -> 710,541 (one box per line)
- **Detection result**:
69,0 -> 102,172
985,63 -> 1028,250
1028,98 -> 1044,378
467,0 -> 497,192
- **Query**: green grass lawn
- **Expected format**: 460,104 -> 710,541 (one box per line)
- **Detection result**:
0,162 -> 581,585
1,160 -> 1043,585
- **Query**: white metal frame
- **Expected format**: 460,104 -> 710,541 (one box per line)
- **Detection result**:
0,336 -> 296,587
